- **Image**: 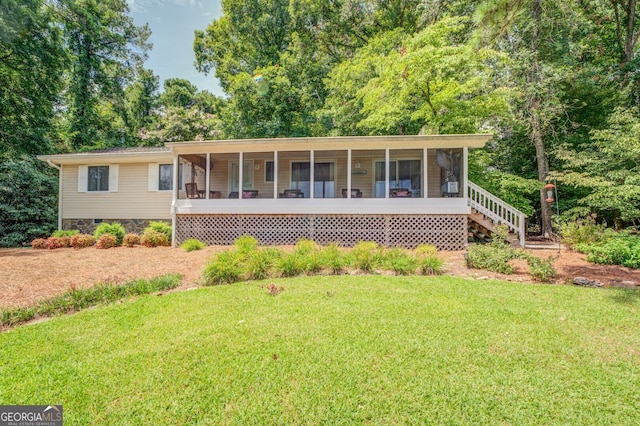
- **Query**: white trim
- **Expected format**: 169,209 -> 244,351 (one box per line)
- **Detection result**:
108,164 -> 119,192
273,151 -> 278,199
205,153 -> 211,199
58,165 -> 63,230
423,148 -> 428,199
171,154 -> 178,247
78,165 -> 88,193
347,149 -> 352,198
175,198 -> 470,215
148,163 -> 159,191
309,150 -> 314,199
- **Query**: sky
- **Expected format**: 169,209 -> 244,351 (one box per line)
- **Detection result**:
127,0 -> 224,96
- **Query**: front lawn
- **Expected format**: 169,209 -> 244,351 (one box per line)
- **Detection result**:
1,276 -> 639,424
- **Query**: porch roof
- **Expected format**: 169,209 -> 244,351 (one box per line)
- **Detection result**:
166,134 -> 492,154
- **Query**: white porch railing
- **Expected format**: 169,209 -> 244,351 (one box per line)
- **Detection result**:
467,181 -> 527,246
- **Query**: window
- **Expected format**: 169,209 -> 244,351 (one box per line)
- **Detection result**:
374,160 -> 421,197
88,166 -> 109,192
159,164 -> 172,190
265,161 -> 274,182
290,162 -> 335,198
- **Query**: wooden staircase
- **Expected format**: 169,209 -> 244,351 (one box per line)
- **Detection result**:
467,181 -> 527,246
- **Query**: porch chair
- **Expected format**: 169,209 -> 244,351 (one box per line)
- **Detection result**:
341,188 -> 363,198
279,189 -> 304,198
185,183 -> 204,199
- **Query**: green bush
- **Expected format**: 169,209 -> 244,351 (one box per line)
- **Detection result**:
318,243 -> 346,274
466,226 -> 522,274
140,230 -> 170,247
95,233 -> 118,249
70,234 -> 95,249
579,234 -> 640,268
350,241 -> 383,272
202,251 -> 243,285
277,252 -> 305,277
419,255 -> 445,275
234,234 -> 259,254
560,219 -> 613,249
144,221 -> 171,242
294,239 -> 321,273
180,238 -> 206,252
524,255 -> 557,282
384,248 -> 418,275
94,222 -> 126,245
245,248 -> 279,280
415,244 -> 438,256
123,233 -> 141,247
52,229 -> 79,238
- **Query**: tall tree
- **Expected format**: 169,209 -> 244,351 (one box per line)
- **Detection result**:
0,0 -> 65,156
60,0 -> 150,150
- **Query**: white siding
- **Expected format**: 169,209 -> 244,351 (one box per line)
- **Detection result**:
63,163 -> 172,219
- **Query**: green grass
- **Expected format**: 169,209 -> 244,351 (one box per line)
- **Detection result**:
1,276 -> 639,424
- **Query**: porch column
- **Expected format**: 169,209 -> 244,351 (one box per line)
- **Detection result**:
205,153 -> 211,199
273,150 -> 278,199
385,148 -> 390,198
310,149 -> 315,199
171,153 -> 179,247
463,147 -> 469,199
423,148 -> 428,198
238,151 -> 244,200
347,149 -> 352,198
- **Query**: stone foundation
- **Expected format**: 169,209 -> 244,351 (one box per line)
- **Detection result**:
62,219 -> 170,235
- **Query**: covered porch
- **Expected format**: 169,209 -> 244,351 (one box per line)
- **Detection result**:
167,135 -> 491,250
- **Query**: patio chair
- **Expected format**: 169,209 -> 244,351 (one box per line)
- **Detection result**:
185,183 -> 204,199
279,189 -> 304,198
390,188 -> 412,197
242,190 -> 259,198
342,188 -> 363,198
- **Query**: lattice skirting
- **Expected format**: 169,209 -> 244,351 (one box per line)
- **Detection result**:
175,214 -> 467,250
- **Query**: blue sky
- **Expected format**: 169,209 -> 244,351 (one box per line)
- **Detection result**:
127,0 -> 224,96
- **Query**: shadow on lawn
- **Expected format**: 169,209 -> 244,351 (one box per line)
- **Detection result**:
608,287 -> 640,305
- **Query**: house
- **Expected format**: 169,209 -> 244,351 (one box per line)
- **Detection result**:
38,135 -> 526,250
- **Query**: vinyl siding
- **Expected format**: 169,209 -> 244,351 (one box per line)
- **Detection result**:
63,163 -> 172,219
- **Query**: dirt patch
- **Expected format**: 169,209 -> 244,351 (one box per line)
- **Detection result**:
1,245 -> 639,309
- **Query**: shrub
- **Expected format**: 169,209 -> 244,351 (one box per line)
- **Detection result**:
202,250 -> 243,285
350,241 -> 383,272
277,252 -> 305,277
52,229 -> 79,238
180,238 -> 206,252
235,234 -> 258,255
560,218 -> 613,249
144,221 -> 171,242
70,234 -> 95,249
420,255 -> 445,275
294,239 -> 318,256
140,230 -> 169,247
384,248 -> 418,275
245,248 -> 279,280
415,244 -> 438,256
123,233 -> 141,247
45,236 -> 66,250
580,233 -> 640,268
95,233 -> 118,249
466,226 -> 522,274
318,243 -> 346,274
525,255 -> 557,282
31,238 -> 48,249
94,222 -> 126,245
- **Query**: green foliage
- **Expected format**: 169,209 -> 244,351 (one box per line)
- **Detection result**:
350,241 -> 383,272
467,226 -> 522,274
180,238 -> 206,252
277,253 -> 305,277
0,158 -> 58,247
384,248 -> 418,275
0,274 -> 181,327
95,234 -> 118,249
415,244 -> 438,256
234,234 -> 259,255
317,243 -> 346,275
140,231 -> 169,248
419,255 -> 445,276
144,221 -> 172,242
524,255 -> 557,282
202,250 -> 243,285
94,222 -> 126,245
245,248 -> 279,281
70,234 -> 95,249
560,218 -> 614,249
52,230 -> 79,238
579,233 -> 640,269
123,233 -> 141,248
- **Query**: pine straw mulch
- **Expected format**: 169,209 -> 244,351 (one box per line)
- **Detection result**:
1,245 -> 639,309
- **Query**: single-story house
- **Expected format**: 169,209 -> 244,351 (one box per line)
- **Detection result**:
38,135 -> 526,250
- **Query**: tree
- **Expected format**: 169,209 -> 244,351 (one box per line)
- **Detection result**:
0,0 -> 65,156
60,0 -> 150,150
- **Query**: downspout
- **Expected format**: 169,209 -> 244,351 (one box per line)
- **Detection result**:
46,159 -> 63,230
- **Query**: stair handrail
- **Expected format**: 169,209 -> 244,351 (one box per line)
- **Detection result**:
467,181 -> 527,246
